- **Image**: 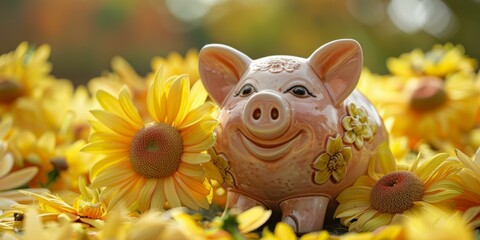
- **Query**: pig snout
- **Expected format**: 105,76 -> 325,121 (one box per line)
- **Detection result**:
242,91 -> 291,139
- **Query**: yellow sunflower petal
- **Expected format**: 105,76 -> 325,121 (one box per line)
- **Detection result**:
96,90 -> 126,119
237,206 -> 272,233
362,213 -> 393,232
90,110 -> 137,137
138,178 -> 157,212
336,186 -> 372,202
0,152 -> 14,178
0,167 -> 38,191
424,179 -> 463,195
274,222 -> 297,240
89,155 -> 128,178
165,75 -> 189,125
376,142 -> 396,174
150,179 -> 166,210
414,153 -> 449,181
463,206 -> 480,224
353,175 -> 376,187
188,80 -> 209,111
173,177 -> 201,210
38,132 -> 55,154
90,120 -> 118,134
164,177 -> 181,208
118,87 -> 143,127
87,132 -> 131,145
81,141 -> 129,154
456,149 -> 480,173
300,230 -> 330,240
176,172 -> 210,196
181,152 -> 211,165
187,185 -> 210,209
178,102 -> 217,129
23,209 -> 46,240
91,167 -> 136,188
177,162 -> 205,180
105,179 -> 141,211
183,134 -> 215,153
352,209 -> 379,231
423,189 -> 462,203
0,188 -> 49,204
335,205 -> 371,219
0,117 -> 12,139
181,119 -> 218,147
19,191 -> 76,214
147,68 -> 167,122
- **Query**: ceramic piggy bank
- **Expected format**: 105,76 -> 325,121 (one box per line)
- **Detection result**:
199,39 -> 388,233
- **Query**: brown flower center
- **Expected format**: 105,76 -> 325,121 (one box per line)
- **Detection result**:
130,122 -> 183,178
370,171 -> 424,214
0,76 -> 23,103
409,77 -> 447,111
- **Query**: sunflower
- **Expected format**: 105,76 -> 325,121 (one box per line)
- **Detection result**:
359,44 -> 479,151
88,50 -> 200,120
88,56 -> 150,119
20,176 -> 106,226
402,205 -> 475,240
387,43 -> 477,78
334,144 -> 463,232
0,208 -> 74,240
150,49 -> 200,85
360,69 -> 478,150
84,69 -> 218,212
0,42 -> 52,108
0,117 -> 51,207
454,149 -> 480,228
0,43 -> 58,136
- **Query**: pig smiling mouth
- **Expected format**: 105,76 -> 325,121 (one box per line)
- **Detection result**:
239,130 -> 301,161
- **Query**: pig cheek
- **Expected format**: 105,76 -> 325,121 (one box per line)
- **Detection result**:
290,101 -> 340,151
215,101 -> 247,150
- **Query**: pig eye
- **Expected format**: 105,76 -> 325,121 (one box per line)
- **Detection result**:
285,85 -> 316,98
235,84 -> 256,97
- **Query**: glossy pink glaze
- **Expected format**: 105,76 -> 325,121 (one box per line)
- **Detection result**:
199,39 -> 388,233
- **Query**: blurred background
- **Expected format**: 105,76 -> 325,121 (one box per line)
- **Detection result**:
1,0 -> 479,85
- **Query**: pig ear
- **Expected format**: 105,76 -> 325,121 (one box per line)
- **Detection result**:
308,39 -> 363,107
199,44 -> 252,106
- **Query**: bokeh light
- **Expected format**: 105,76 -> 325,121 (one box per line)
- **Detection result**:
1,0 -> 479,85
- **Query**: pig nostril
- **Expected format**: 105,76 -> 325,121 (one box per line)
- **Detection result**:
271,108 -> 279,120
253,108 -> 261,120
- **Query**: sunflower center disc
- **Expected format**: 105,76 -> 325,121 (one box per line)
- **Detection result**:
130,122 -> 183,178
0,76 -> 23,103
370,171 -> 424,214
409,77 -> 447,111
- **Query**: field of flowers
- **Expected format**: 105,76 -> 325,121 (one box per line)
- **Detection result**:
0,42 -> 479,239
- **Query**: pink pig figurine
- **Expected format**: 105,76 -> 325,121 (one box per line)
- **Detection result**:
199,39 -> 388,233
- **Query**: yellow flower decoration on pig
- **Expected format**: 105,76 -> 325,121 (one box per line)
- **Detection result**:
342,103 -> 376,149
313,134 -> 352,184
208,148 -> 235,186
